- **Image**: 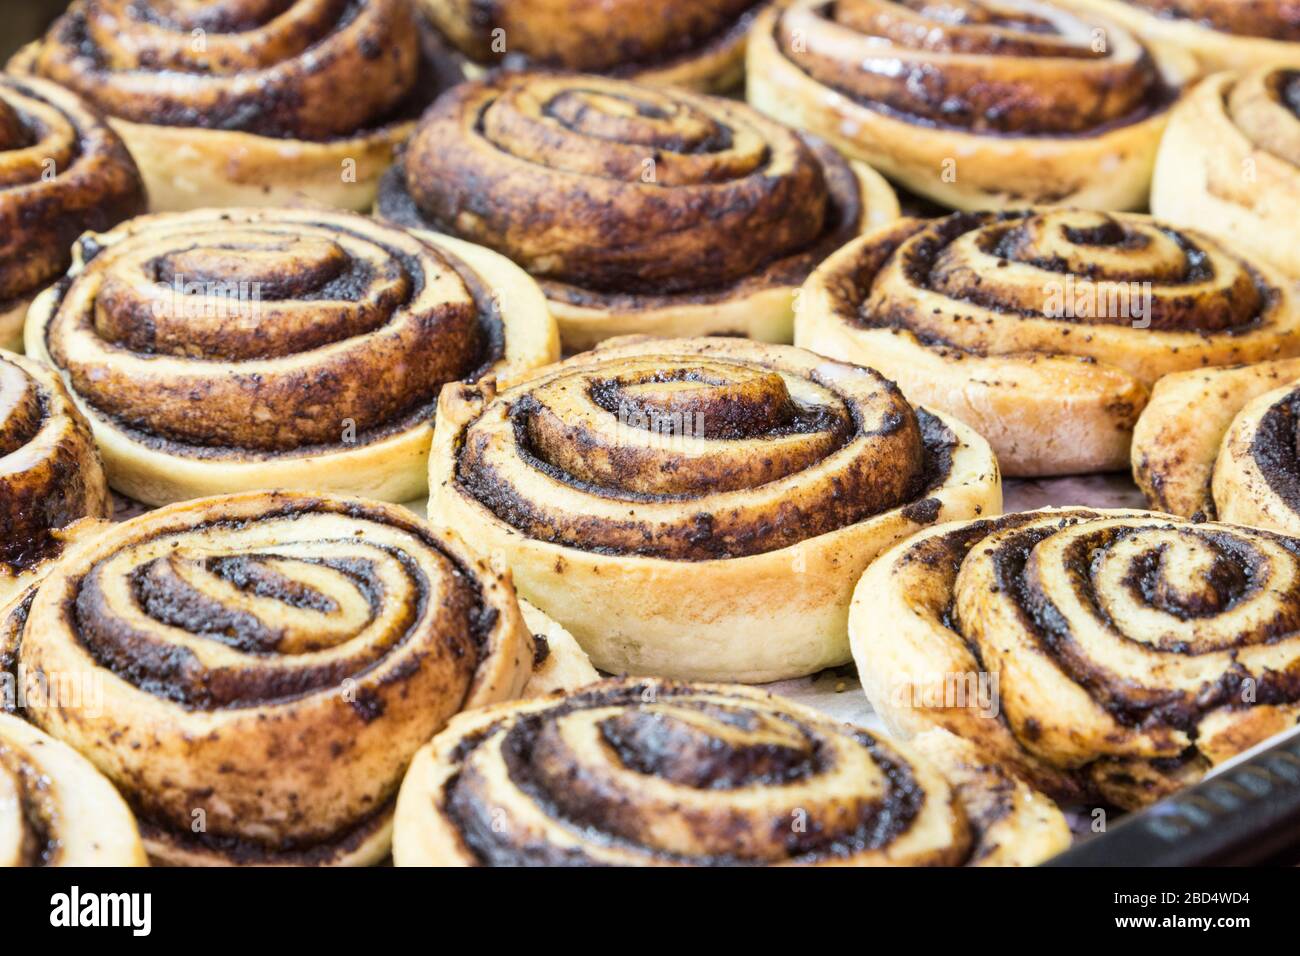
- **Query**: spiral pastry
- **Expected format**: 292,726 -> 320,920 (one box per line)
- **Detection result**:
377,71 -> 897,350
852,508 -> 1300,809
0,713 -> 146,867
0,351 -> 110,605
1058,1 -> 1300,73
3,491 -> 534,866
1150,68 -> 1300,279
747,0 -> 1195,210
796,209 -> 1300,477
10,0 -> 437,211
0,76 -> 144,350
393,678 -> 1069,866
24,207 -> 557,506
428,336 -> 999,683
1133,357 -> 1300,531
419,0 -> 770,93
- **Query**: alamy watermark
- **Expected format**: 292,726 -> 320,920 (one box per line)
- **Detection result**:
151,273 -> 264,321
1042,275 -> 1153,329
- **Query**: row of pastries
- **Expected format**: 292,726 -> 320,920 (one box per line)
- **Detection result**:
1,0 -> 1299,867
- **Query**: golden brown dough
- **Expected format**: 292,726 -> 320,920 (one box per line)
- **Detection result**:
1152,68 -> 1300,277
851,508 -> 1300,809
24,207 -> 557,506
0,713 -> 147,867
1058,0 -> 1300,74
393,678 -> 1069,866
418,0 -> 772,92
427,336 -> 1000,683
0,351 -> 110,606
1133,358 -> 1300,532
2,490 -> 535,866
10,0 -> 437,211
796,208 -> 1300,477
747,0 -> 1196,211
0,75 -> 144,350
377,71 -> 897,350
518,599 -> 599,698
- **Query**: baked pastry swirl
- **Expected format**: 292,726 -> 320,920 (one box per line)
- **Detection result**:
747,0 -> 1195,210
0,352 -> 110,605
10,0 -> 435,211
377,71 -> 897,349
0,75 -> 144,350
393,679 -> 1069,866
1058,1 -> 1300,73
1132,357 -> 1300,531
24,207 -> 557,506
1,491 -> 534,866
428,336 -> 1000,683
851,508 -> 1300,809
1152,67 -> 1300,278
418,0 -> 771,92
796,208 -> 1300,477
0,713 -> 147,867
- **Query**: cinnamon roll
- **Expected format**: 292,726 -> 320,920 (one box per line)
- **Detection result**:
747,0 -> 1196,211
795,208 -> 1300,477
1132,358 -> 1300,531
418,0 -> 770,93
393,678 -> 1069,866
519,600 -> 598,699
4,490 -> 534,866
851,508 -> 1300,809
10,0 -> 437,212
428,336 -> 1000,683
0,75 -> 144,350
1058,1 -> 1300,74
376,71 -> 898,350
0,352 -> 110,605
1151,68 -> 1300,278
24,207 -> 557,506
0,713 -> 147,867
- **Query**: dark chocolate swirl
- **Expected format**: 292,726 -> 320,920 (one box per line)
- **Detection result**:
0,353 -> 110,594
451,339 -> 952,560
394,679 -> 1069,866
5,491 -> 534,865
25,207 -> 552,505
378,71 -> 866,304
420,0 -> 767,82
1124,0 -> 1300,40
0,713 -> 146,866
853,508 -> 1300,808
0,76 -> 143,334
22,0 -> 423,140
772,0 -> 1171,134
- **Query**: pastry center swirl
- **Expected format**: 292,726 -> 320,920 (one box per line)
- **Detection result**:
866,209 -> 1271,339
458,352 -> 943,559
442,683 -> 946,866
775,0 -> 1169,134
44,211 -> 497,453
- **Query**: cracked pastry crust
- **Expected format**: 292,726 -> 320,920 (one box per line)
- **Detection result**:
1132,358 -> 1300,531
376,71 -> 897,350
418,0 -> 773,93
9,0 -> 438,212
850,508 -> 1300,810
427,336 -> 1000,684
0,75 -> 144,351
24,207 -> 557,506
393,678 -> 1069,866
1152,68 -> 1300,278
1057,0 -> 1300,74
795,208 -> 1300,477
746,0 -> 1196,211
0,491 -> 535,866
0,712 -> 147,867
